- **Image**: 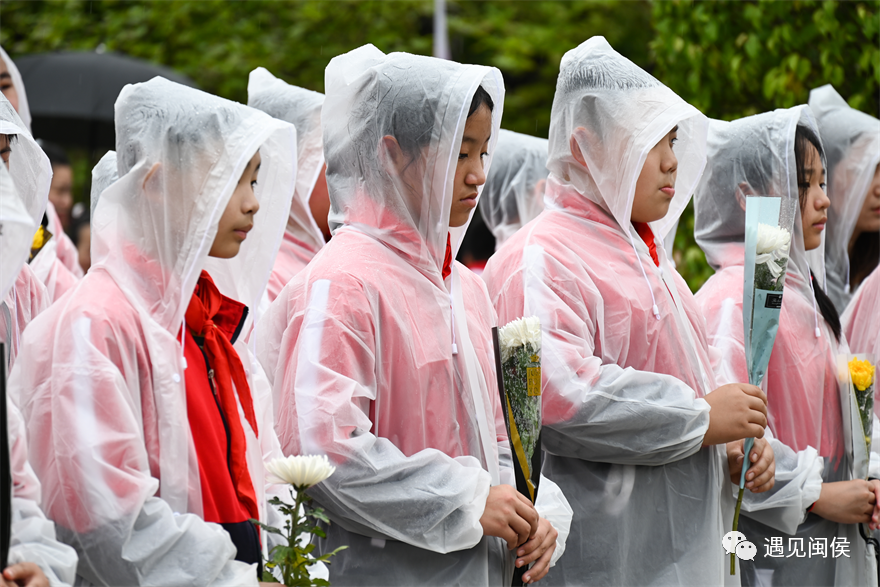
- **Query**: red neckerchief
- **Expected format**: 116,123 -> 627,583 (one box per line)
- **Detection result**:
633,222 -> 660,267
442,233 -> 453,280
185,271 -> 260,521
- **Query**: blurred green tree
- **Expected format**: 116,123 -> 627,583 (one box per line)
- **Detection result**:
0,0 -> 652,135
652,0 -> 879,290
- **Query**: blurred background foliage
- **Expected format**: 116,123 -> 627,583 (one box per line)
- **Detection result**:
0,0 -> 876,291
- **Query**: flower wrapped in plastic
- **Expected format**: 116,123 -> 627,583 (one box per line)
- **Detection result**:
731,195 -> 797,574
493,317 -> 542,502
850,357 -> 875,457
840,355 -> 877,481
252,455 -> 346,586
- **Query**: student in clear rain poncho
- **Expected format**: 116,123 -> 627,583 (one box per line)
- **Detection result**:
1,153 -> 79,587
807,85 -> 880,314
256,44 -> 572,586
9,76 -> 298,586
247,67 -> 328,305
694,106 -> 880,586
1,45 -> 85,294
482,37 -> 777,586
0,94 -> 51,370
479,129 -> 548,250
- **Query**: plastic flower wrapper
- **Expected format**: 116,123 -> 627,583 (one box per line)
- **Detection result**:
251,455 -> 347,586
839,355 -> 877,480
492,317 -> 542,503
730,195 -> 797,575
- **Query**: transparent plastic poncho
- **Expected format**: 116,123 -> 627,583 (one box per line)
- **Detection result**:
257,44 -> 571,585
0,46 -> 32,133
2,146 -> 79,587
483,36 -> 745,586
9,76 -> 297,586
89,150 -> 118,218
247,67 -> 326,302
0,93 -> 52,369
694,107 -> 875,586
808,84 -> 880,313
479,129 -> 548,249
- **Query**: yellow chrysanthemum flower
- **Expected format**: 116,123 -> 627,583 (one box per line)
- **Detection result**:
849,357 -> 876,392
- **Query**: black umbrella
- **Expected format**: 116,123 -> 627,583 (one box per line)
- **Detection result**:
15,51 -> 198,151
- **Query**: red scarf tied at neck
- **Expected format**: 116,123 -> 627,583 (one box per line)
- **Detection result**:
185,271 -> 260,521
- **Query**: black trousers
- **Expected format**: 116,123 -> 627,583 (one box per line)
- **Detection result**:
222,520 -> 263,579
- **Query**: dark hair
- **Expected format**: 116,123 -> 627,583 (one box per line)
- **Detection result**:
38,140 -> 70,167
794,124 -> 825,210
794,124 -> 840,341
850,230 -> 880,290
468,85 -> 494,118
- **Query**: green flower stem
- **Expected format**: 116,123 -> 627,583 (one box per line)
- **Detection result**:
731,486 -> 744,576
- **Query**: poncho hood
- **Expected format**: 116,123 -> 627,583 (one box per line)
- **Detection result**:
480,129 -> 548,247
808,84 -> 880,307
248,67 -> 326,255
546,36 -> 708,243
0,46 -> 32,133
322,44 -> 504,282
95,76 -> 296,336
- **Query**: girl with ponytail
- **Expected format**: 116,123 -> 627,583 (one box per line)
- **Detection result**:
694,107 -> 880,586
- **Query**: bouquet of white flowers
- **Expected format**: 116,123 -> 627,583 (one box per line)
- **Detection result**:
493,317 -> 543,587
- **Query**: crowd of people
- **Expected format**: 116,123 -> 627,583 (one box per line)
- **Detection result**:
0,34 -> 878,587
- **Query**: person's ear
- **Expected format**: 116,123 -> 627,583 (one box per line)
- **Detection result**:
735,181 -> 754,212
142,162 -> 161,194
570,127 -> 594,168
378,135 -> 405,176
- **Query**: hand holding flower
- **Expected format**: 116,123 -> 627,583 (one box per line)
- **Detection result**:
726,437 -> 775,493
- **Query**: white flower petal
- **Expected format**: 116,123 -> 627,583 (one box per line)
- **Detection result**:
265,455 -> 336,488
755,224 -> 792,256
499,316 -> 542,362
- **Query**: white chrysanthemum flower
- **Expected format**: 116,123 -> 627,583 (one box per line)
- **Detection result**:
266,455 -> 336,488
499,316 -> 542,363
755,223 -> 791,255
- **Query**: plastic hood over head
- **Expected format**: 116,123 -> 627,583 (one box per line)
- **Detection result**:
0,164 -> 35,301
96,76 -> 296,336
0,46 -> 32,133
480,129 -> 548,248
89,150 -> 118,218
323,44 -> 504,279
546,36 -> 708,244
248,67 -> 326,254
809,84 -> 880,308
0,93 -> 50,227
694,106 -> 824,328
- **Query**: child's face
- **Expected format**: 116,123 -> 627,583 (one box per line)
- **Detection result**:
208,150 -> 261,259
799,142 -> 829,252
450,104 -> 491,228
0,57 -> 20,114
49,163 -> 74,222
854,163 -> 880,237
631,127 -> 678,224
